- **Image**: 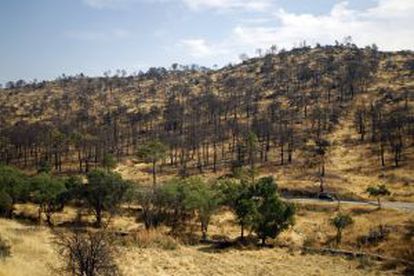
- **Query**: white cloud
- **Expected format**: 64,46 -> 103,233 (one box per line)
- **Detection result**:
181,0 -> 273,12
179,0 -> 414,62
269,0 -> 414,50
179,39 -> 229,58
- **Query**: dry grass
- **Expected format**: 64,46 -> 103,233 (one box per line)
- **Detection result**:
293,204 -> 414,250
1,200 -> 412,276
127,229 -> 179,250
119,246 -> 385,276
0,219 -> 57,276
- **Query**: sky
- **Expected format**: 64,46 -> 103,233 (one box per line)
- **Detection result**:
0,0 -> 413,84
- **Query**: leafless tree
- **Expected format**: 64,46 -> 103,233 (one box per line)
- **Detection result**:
53,228 -> 120,276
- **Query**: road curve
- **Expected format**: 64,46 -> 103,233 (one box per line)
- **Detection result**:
283,197 -> 414,212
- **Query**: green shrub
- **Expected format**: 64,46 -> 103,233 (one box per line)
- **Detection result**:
366,185 -> 390,209
0,235 -> 11,260
250,177 -> 295,246
217,176 -> 295,245
0,165 -> 29,213
31,173 -> 67,226
330,213 -> 353,245
180,177 -> 221,241
0,190 -> 13,218
357,225 -> 390,246
84,169 -> 130,227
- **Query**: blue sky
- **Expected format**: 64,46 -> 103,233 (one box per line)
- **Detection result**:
0,0 -> 413,84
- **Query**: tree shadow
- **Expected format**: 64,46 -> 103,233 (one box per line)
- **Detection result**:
196,236 -> 272,253
56,219 -> 96,228
350,206 -> 378,215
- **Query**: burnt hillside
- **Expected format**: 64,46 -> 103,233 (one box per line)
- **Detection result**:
0,44 -> 413,197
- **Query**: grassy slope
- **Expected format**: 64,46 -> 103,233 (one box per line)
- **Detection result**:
120,246 -> 376,276
115,53 -> 414,202
1,50 -> 412,203
1,199 -> 413,275
0,217 -> 399,276
0,219 -> 57,276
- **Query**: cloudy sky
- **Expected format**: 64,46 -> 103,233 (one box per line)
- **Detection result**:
0,0 -> 413,83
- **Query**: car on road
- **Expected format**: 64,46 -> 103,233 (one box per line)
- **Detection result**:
318,192 -> 336,201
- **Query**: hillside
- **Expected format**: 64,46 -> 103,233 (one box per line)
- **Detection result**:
0,43 -> 414,276
1,44 -> 413,202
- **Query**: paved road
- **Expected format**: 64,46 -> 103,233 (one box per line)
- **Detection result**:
283,197 -> 414,212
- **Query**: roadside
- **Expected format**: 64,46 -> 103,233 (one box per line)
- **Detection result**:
284,197 -> 414,212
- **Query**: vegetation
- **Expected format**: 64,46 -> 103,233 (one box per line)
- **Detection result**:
137,140 -> 167,187
366,185 -> 391,209
216,178 -> 254,239
54,229 -> 119,276
0,165 -> 28,217
84,169 -> 130,227
2,44 -> 411,182
0,235 -> 11,260
250,177 -> 295,245
217,176 -> 295,244
102,153 -> 117,172
132,229 -> 178,250
0,191 -> 13,218
331,213 -> 354,245
0,163 -> 297,246
31,173 -> 66,226
177,177 -> 221,241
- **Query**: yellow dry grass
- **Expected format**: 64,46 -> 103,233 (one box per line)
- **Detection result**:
0,217 -> 392,276
0,219 -> 57,276
119,246 -> 382,276
4,196 -> 414,276
2,190 -> 413,276
292,204 -> 414,255
322,92 -> 414,202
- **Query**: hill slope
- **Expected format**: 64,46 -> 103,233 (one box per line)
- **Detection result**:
0,44 -> 413,201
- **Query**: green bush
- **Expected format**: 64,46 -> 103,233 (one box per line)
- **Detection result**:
84,169 -> 129,227
0,190 -> 13,218
250,177 -> 295,246
148,177 -> 221,240
0,165 -> 29,205
331,213 -> 353,245
366,185 -> 391,209
37,160 -> 51,174
31,173 -> 67,226
217,176 -> 295,245
180,177 -> 221,241
0,165 -> 29,218
0,235 -> 11,260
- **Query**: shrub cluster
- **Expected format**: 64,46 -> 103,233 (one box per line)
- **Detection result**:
0,165 -> 129,227
0,235 -> 11,260
135,175 -> 295,245
0,164 -> 295,245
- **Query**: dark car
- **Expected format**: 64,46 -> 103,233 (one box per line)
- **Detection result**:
318,192 -> 336,201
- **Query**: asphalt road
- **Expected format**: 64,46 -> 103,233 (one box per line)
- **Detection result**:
284,197 -> 414,212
